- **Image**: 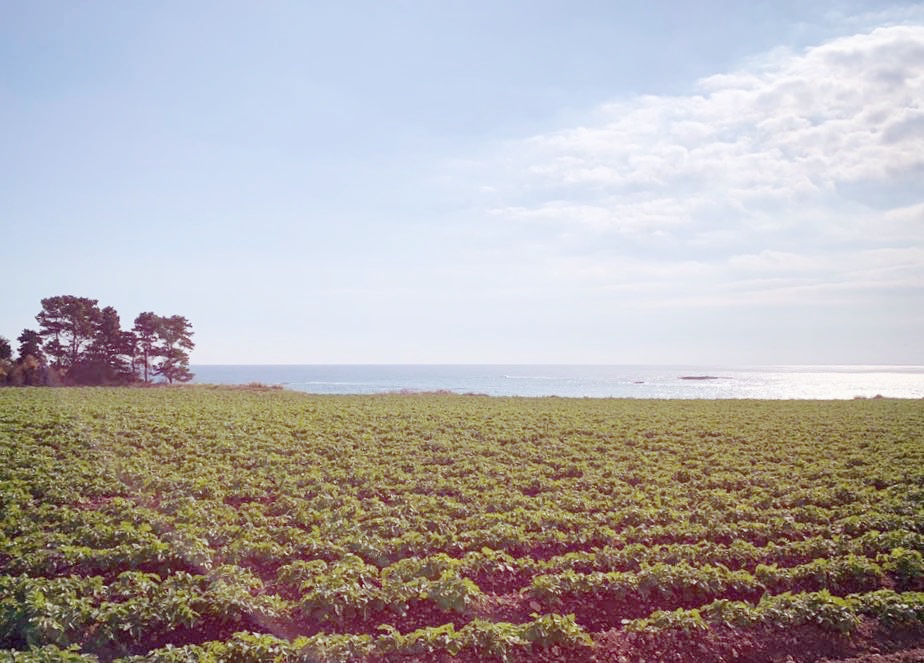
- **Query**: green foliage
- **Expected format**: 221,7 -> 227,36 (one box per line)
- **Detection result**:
521,612 -> 594,647
627,588 -> 924,637
374,614 -> 591,661
0,644 -> 99,662
420,571 -> 482,613
0,389 -> 921,659
628,590 -> 863,634
877,547 -> 924,589
851,589 -> 924,624
296,555 -> 384,624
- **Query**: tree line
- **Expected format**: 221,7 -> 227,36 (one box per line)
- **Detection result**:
0,295 -> 194,386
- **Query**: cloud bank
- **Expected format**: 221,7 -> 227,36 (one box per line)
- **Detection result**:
487,24 -> 924,308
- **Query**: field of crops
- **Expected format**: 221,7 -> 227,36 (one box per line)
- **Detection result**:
1,387 -> 922,662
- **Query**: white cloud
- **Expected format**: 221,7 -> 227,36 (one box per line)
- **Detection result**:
482,23 -> 924,310
728,250 -> 825,273
492,197 -> 695,234
876,202 -> 924,241
497,24 -> 923,223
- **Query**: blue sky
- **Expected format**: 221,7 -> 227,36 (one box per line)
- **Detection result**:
2,1 -> 922,365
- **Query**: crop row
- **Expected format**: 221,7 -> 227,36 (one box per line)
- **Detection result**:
4,497 -> 921,586
5,589 -> 923,663
626,588 -> 924,635
525,550 -> 921,628
2,547 -> 920,649
4,492 -> 921,582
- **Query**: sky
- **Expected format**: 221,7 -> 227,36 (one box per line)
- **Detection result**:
2,1 -> 923,365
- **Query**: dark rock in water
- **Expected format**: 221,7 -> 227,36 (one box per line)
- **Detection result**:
680,375 -> 722,380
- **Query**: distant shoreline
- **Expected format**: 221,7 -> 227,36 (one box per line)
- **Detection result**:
188,364 -> 924,400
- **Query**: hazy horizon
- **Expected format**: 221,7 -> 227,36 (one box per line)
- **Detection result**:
187,363 -> 924,399
3,2 -> 923,365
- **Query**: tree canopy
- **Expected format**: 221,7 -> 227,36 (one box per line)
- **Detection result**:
1,295 -> 194,386
133,312 -> 195,384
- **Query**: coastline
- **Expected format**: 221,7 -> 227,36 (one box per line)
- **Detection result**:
189,364 -> 924,400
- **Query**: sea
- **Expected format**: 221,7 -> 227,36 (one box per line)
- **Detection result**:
190,365 -> 924,400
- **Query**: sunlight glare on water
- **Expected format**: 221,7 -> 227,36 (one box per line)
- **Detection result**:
192,365 -> 924,399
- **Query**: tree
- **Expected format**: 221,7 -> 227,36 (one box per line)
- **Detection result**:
0,337 -> 10,385
153,315 -> 195,384
4,297 -> 195,387
36,296 -> 102,375
131,313 -> 195,384
17,329 -> 44,364
15,329 -> 45,386
132,312 -> 159,384
78,306 -> 134,384
122,331 -> 139,382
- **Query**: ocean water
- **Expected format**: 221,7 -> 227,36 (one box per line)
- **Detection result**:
190,364 -> 924,400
